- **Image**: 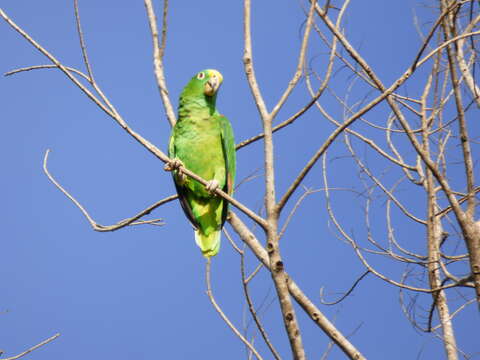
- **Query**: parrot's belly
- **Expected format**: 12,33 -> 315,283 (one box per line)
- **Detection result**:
176,127 -> 226,196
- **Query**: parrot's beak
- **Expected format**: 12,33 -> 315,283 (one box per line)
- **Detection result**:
204,70 -> 223,96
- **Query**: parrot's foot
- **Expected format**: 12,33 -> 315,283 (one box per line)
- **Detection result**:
205,179 -> 219,194
164,158 -> 187,183
164,158 -> 184,172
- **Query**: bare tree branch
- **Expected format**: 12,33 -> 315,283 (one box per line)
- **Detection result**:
241,251 -> 281,360
143,0 -> 176,127
229,212 -> 366,360
305,71 -> 418,173
242,0 -> 268,120
422,64 -> 458,359
269,0 -> 317,119
320,271 -> 370,306
245,263 -> 263,284
43,149 -> 172,231
205,258 -> 264,360
5,64 -> 89,80
0,333 -> 60,360
73,0 -> 94,82
322,153 -> 462,293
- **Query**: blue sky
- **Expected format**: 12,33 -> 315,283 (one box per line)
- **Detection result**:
1,1 -> 478,359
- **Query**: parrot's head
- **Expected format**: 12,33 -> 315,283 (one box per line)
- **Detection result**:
185,69 -> 224,98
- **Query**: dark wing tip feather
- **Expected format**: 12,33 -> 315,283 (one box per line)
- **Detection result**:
219,116 -> 235,227
173,176 -> 200,229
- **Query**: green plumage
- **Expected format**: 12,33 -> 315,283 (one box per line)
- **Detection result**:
168,69 -> 236,257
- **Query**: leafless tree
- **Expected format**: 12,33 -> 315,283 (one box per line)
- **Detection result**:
1,0 -> 479,359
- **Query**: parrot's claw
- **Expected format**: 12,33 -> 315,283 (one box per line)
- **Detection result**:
205,179 -> 219,194
164,158 -> 184,172
164,159 -> 187,183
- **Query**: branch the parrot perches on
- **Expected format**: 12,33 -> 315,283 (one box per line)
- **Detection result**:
167,69 -> 236,257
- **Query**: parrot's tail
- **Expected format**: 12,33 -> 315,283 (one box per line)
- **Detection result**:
195,229 -> 221,257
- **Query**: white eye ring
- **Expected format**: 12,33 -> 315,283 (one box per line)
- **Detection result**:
197,72 -> 205,80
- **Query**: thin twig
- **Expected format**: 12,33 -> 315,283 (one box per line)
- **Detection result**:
143,0 -> 176,127
245,263 -> 264,284
73,0 -> 94,82
205,258 -> 263,360
269,0 -> 317,119
279,187 -> 319,238
344,135 -> 426,225
236,96 -> 322,150
5,65 -> 89,80
305,70 -> 417,172
435,186 -> 480,217
0,333 -> 60,360
321,154 -> 460,293
242,0 -> 269,120
320,271 -> 370,305
224,228 -> 243,255
43,149 -> 174,231
241,252 -> 282,360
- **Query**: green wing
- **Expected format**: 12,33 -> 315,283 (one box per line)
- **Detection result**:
168,131 -> 201,230
218,114 -> 236,225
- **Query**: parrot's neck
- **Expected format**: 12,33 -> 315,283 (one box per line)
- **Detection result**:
178,94 -> 218,120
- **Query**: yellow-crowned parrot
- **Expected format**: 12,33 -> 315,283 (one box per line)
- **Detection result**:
167,69 -> 236,257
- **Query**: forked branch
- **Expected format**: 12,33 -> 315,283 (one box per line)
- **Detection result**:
144,0 -> 176,127
43,150 -> 171,231
206,258 -> 263,360
228,212 -> 366,360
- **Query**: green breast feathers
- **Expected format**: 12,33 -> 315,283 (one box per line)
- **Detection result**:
167,69 -> 236,257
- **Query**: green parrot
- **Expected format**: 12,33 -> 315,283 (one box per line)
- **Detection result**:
167,69 -> 236,257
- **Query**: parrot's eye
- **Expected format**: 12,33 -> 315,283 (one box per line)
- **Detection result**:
197,72 -> 205,80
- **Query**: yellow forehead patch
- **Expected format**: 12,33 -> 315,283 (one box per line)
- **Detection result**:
206,69 -> 223,84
